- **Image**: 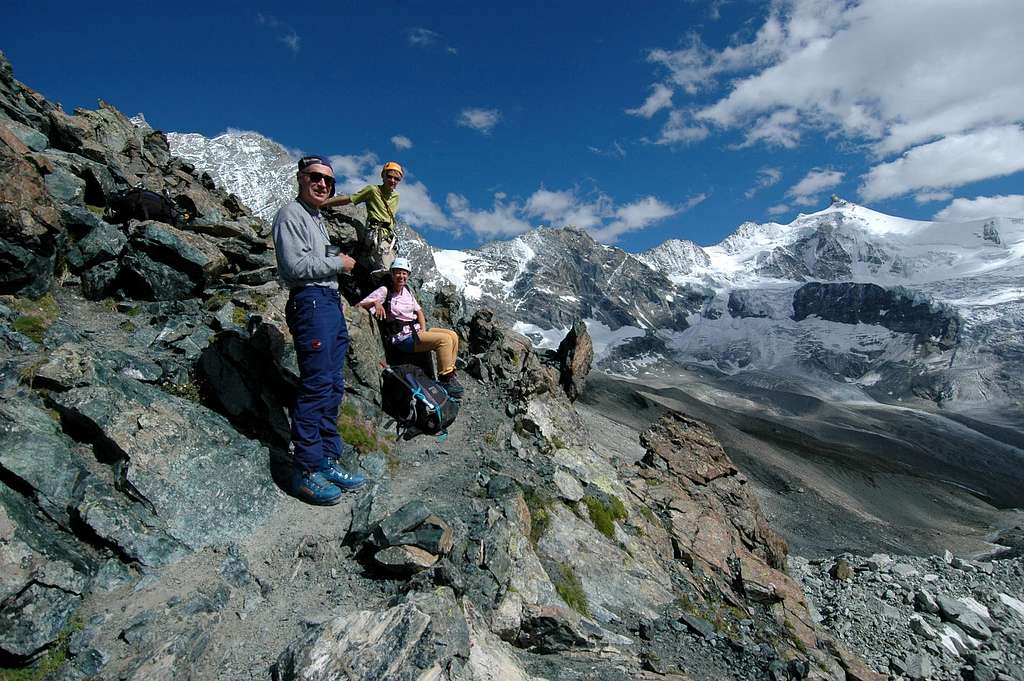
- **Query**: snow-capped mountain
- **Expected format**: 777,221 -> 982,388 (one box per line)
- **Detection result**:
166,129 -> 296,220
435,198 -> 1023,415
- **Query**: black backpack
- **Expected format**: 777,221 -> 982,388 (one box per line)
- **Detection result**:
381,363 -> 459,440
106,187 -> 193,226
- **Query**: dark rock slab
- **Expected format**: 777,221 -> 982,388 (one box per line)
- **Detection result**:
74,478 -> 190,567
50,372 -> 279,551
0,394 -> 86,528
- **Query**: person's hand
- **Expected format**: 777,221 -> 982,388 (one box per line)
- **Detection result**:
373,302 -> 386,320
340,254 -> 355,273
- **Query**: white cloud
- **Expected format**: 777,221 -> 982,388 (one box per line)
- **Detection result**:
744,167 -> 782,199
525,188 -> 609,230
627,84 -> 674,119
934,194 -> 1024,222
588,141 -> 627,158
457,108 -> 501,135
592,195 -> 692,243
391,135 -> 413,150
860,125 -> 1024,201
257,13 -> 301,54
915,191 -> 953,204
636,0 -> 1024,194
447,193 -> 533,239
767,204 -> 790,216
657,110 -> 709,145
407,27 -> 440,46
787,168 -> 843,205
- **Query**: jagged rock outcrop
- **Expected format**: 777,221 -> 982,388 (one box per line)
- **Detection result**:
554,319 -> 593,401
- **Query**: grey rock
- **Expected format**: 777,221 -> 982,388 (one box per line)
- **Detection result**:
50,371 -> 279,551
65,222 -> 127,271
938,596 -> 993,639
273,587 -> 469,680
75,477 -> 190,567
0,395 -> 85,528
679,611 -> 716,639
916,589 -> 940,614
0,583 -> 81,659
551,468 -> 584,502
902,651 -> 932,680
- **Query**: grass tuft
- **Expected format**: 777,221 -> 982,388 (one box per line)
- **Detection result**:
11,294 -> 59,343
582,494 -> 627,540
554,562 -> 590,616
338,402 -> 388,454
522,486 -> 553,546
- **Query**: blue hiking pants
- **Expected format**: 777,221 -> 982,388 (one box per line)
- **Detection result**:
285,286 -> 349,472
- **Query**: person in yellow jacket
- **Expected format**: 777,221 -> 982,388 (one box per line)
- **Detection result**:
322,161 -> 403,275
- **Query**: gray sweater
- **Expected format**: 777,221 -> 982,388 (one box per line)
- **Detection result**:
272,199 -> 344,290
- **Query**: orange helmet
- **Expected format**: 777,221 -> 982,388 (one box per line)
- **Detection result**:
381,161 -> 404,179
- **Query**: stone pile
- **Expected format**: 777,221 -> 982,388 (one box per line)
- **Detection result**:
790,551 -> 1024,681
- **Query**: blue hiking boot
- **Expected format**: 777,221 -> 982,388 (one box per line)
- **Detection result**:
439,371 -> 464,398
321,460 -> 367,491
291,469 -> 343,506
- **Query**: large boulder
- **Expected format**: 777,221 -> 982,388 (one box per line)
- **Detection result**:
554,319 -> 593,401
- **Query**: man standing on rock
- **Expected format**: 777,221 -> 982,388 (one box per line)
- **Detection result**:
272,155 -> 366,505
321,161 -> 403,277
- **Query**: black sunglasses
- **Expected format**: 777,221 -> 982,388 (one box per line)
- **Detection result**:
302,171 -> 335,186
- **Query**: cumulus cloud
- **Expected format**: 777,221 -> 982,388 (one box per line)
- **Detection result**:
592,195 -> 698,243
447,193 -> 532,239
767,204 -> 790,216
657,110 -> 709,145
744,167 -> 783,199
391,135 -> 413,150
860,126 -> 1024,201
634,0 -> 1024,192
786,168 -> 843,206
933,194 -> 1024,222
627,84 -> 674,119
457,108 -> 501,135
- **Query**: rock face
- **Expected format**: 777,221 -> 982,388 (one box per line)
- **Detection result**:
792,282 -> 960,350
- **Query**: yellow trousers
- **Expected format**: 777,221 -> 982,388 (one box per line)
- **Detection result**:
413,328 -> 459,375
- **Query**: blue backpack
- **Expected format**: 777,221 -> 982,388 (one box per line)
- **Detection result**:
380,363 -> 458,440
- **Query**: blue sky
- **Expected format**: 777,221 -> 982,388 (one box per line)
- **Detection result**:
5,0 -> 1024,252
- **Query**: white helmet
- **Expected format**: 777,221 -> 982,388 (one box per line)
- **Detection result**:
390,257 -> 412,272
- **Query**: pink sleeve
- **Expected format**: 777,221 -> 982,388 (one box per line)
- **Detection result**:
357,286 -> 388,307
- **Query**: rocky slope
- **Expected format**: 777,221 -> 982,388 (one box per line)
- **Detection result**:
2,50 -> 1021,681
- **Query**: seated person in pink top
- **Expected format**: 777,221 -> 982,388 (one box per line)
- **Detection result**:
357,257 -> 464,398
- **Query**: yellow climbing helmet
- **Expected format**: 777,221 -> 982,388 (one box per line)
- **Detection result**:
381,161 -> 404,180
